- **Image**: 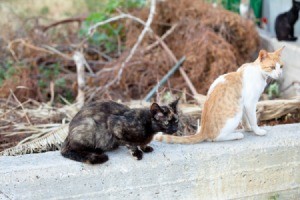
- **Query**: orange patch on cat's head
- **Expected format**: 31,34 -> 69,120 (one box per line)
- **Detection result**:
258,47 -> 284,72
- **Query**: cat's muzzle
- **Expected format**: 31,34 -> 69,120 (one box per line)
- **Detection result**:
165,127 -> 178,134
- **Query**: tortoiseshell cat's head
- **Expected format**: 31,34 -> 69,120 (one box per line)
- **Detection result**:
258,47 -> 285,80
149,99 -> 179,134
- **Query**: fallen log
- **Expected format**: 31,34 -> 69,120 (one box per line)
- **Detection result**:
187,95 -> 300,122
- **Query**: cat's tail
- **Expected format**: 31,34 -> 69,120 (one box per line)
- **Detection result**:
61,144 -> 108,164
154,128 -> 206,144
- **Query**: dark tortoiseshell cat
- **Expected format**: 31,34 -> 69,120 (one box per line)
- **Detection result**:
61,99 -> 179,164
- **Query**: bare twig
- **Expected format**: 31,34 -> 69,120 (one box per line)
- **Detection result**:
152,33 -> 204,102
42,45 -> 72,60
7,39 -> 53,61
88,13 -> 148,35
41,16 -> 86,32
145,23 -> 178,52
144,56 -> 186,102
73,51 -> 86,108
107,0 -> 156,87
9,90 -> 32,125
49,81 -> 55,106
87,0 -> 156,99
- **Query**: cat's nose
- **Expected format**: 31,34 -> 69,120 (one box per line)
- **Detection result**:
171,127 -> 178,133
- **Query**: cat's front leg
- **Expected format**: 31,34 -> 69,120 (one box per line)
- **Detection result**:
291,26 -> 297,39
244,104 -> 267,136
140,145 -> 153,153
242,111 -> 252,132
126,144 -> 143,160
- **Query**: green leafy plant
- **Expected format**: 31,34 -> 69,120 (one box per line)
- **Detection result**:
80,0 -> 146,53
0,60 -> 16,86
38,64 -> 74,104
267,82 -> 280,99
269,193 -> 280,200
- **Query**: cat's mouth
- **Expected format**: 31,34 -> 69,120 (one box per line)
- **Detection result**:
270,72 -> 282,80
165,127 -> 178,134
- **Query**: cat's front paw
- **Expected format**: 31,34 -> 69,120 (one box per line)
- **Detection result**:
141,145 -> 153,153
254,128 -> 267,136
132,149 -> 143,160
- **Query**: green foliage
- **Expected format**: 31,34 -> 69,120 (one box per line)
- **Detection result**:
81,0 -> 146,53
38,64 -> 74,104
38,64 -> 59,89
267,82 -> 280,99
0,60 -> 15,86
55,78 -> 66,88
205,0 -> 262,19
205,0 -> 240,13
221,0 -> 240,13
269,193 -> 280,200
40,6 -> 49,15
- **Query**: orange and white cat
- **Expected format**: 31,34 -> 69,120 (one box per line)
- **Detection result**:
155,47 -> 285,144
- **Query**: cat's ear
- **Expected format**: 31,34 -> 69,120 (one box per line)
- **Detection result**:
150,103 -> 164,120
169,98 -> 180,112
258,49 -> 268,62
274,46 -> 285,56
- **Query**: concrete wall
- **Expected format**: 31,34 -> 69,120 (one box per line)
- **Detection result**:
0,123 -> 300,199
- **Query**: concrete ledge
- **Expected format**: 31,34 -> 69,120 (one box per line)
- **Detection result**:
1,124 -> 300,199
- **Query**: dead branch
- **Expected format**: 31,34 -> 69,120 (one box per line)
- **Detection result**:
152,32 -> 206,104
108,0 -> 156,87
180,96 -> 300,122
257,97 -> 300,121
9,90 -> 32,125
87,0 -> 156,100
88,13 -> 148,36
73,52 -> 86,108
41,16 -> 86,32
7,39 -> 53,61
144,23 -> 178,52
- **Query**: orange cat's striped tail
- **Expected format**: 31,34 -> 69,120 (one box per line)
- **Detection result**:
154,130 -> 206,144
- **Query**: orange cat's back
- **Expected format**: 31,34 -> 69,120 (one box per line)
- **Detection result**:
155,70 -> 245,144
202,70 -> 244,140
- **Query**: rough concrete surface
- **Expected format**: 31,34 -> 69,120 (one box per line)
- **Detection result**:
0,123 -> 300,200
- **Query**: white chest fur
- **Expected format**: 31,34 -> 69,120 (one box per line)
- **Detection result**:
242,65 -> 267,103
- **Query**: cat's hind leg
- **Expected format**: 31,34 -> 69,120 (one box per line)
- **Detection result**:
61,141 -> 109,164
213,132 -> 244,142
61,148 -> 109,164
213,112 -> 244,142
126,145 -> 143,160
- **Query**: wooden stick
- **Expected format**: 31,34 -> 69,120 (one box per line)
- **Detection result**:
153,34 -> 205,102
41,16 -> 86,32
73,52 -> 86,108
180,97 -> 300,122
144,56 -> 186,102
9,90 -> 32,125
